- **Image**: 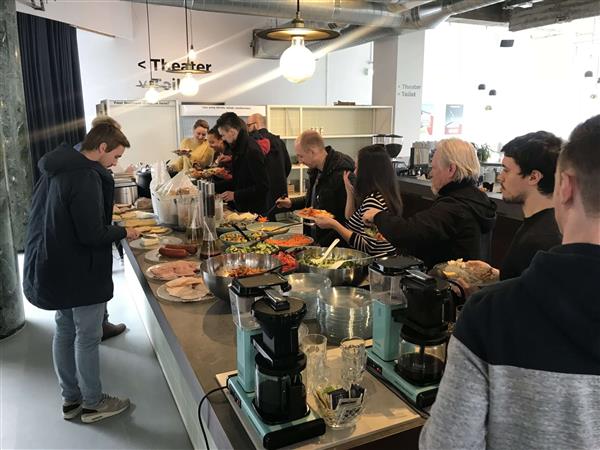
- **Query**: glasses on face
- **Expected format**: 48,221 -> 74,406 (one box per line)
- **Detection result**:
247,122 -> 256,128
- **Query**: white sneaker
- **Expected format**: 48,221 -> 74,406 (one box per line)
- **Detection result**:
81,394 -> 130,423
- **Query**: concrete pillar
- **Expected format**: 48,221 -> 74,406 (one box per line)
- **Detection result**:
372,31 -> 426,156
0,0 -> 33,338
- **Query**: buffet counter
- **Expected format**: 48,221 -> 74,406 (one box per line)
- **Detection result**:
122,235 -> 424,450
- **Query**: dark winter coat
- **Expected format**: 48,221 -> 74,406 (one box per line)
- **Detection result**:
23,143 -> 126,310
216,129 -> 269,214
291,146 -> 355,246
250,128 -> 292,219
374,179 -> 497,268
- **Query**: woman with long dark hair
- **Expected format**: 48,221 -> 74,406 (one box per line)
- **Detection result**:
313,144 -> 401,255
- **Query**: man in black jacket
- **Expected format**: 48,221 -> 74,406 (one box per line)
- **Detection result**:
364,138 -> 496,268
247,113 -> 292,219
420,116 -> 600,450
23,124 -> 138,423
276,130 -> 355,246
215,112 -> 269,214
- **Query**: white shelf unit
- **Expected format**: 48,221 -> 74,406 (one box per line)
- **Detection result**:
267,105 -> 393,197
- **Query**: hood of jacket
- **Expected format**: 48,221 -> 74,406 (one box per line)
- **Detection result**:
521,243 -> 600,364
439,180 -> 497,233
38,142 -> 111,181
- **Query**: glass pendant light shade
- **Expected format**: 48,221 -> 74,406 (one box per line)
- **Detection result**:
188,46 -> 196,60
145,86 -> 160,103
179,73 -> 199,96
280,36 -> 315,84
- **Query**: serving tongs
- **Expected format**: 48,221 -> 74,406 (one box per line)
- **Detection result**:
328,251 -> 389,270
232,223 -> 252,242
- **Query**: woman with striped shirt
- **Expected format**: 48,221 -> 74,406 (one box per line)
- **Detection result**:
313,145 -> 402,255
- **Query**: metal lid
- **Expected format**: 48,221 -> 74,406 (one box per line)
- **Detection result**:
370,256 -> 423,275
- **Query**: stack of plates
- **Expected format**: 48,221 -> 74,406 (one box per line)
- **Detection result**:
316,287 -> 372,344
286,273 -> 331,321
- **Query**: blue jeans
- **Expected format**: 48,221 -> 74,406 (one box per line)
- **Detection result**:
52,303 -> 105,409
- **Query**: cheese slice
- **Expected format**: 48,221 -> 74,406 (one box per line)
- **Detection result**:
141,237 -> 159,247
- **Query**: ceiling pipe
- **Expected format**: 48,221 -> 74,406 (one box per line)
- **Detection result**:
308,0 -> 505,54
132,0 -> 436,27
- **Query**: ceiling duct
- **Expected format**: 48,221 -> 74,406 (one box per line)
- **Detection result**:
134,0 -> 434,27
131,0 -> 505,58
508,0 -> 600,31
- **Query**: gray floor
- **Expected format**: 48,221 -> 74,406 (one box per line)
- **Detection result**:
0,255 -> 193,450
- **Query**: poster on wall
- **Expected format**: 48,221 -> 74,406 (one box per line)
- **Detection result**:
444,104 -> 464,135
421,103 -> 434,136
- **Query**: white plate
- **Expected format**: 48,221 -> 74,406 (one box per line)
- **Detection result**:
145,261 -> 200,281
156,283 -> 212,303
129,236 -> 182,250
144,248 -> 196,263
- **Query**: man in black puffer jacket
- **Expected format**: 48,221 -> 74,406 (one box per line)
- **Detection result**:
247,113 -> 291,219
23,124 -> 137,423
277,130 -> 355,246
364,138 -> 496,268
215,112 -> 270,214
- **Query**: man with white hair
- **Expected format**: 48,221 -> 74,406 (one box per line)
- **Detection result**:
419,115 -> 600,449
363,138 -> 497,267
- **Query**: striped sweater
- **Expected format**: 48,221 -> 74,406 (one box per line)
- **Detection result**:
420,244 -> 600,450
346,192 -> 396,256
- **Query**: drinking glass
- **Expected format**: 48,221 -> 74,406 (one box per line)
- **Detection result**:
340,337 -> 367,387
302,334 -> 328,394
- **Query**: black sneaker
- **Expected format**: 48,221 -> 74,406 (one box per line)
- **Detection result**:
63,401 -> 82,420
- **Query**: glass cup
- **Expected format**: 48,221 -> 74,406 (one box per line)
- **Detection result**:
302,334 -> 328,394
340,337 -> 367,388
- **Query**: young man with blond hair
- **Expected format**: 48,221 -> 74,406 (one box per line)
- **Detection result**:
420,115 -> 600,449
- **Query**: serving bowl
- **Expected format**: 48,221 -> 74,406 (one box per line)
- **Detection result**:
296,247 -> 370,286
245,222 -> 291,236
218,230 -> 265,247
199,253 -> 281,301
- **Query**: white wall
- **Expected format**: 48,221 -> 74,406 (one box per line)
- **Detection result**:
15,0 -> 133,39
373,32 -> 426,155
326,42 -> 373,105
421,18 -> 600,152
76,3 -> 333,127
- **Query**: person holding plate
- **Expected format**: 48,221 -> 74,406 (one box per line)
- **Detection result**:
312,145 -> 399,256
276,130 -> 354,246
169,119 -> 214,172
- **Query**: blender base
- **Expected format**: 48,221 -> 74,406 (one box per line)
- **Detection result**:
366,349 -> 438,414
226,375 -> 326,450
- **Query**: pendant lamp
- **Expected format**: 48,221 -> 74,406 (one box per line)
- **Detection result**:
167,0 -> 208,99
144,0 -> 160,103
256,0 -> 339,84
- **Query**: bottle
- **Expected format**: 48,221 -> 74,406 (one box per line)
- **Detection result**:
185,195 -> 203,245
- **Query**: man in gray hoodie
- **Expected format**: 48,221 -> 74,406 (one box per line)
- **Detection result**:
420,115 -> 600,449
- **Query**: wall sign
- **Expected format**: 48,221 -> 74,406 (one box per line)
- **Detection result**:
398,83 -> 422,98
136,57 -> 214,91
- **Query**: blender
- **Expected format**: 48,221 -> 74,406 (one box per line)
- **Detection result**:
227,273 -> 326,450
366,257 -> 454,410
